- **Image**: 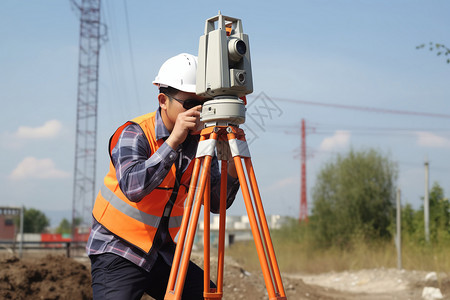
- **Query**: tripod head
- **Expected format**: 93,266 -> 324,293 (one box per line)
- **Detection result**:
196,11 -> 253,127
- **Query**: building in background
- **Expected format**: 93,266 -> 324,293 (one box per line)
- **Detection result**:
0,207 -> 21,241
198,215 -> 286,248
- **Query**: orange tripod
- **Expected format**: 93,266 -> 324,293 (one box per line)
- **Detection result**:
164,125 -> 286,300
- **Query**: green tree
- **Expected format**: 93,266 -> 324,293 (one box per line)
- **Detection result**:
311,149 -> 398,248
428,183 -> 450,236
417,183 -> 450,243
401,182 -> 450,244
22,208 -> 50,233
401,203 -> 418,236
56,217 -> 83,235
56,218 -> 71,234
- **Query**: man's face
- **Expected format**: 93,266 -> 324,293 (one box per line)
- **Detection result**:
159,91 -> 207,131
166,92 -> 205,111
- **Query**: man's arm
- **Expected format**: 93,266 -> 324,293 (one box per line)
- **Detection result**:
111,124 -> 178,202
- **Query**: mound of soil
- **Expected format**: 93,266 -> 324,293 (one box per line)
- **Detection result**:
1,252 -> 447,299
0,253 -> 333,300
0,255 -> 92,300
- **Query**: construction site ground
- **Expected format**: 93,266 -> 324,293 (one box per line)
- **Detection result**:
0,251 -> 449,300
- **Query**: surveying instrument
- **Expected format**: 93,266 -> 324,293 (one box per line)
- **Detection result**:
164,12 -> 286,300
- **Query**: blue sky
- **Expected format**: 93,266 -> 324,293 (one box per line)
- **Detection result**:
1,1 -> 449,227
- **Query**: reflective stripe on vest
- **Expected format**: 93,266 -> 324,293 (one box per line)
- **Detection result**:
100,184 -> 184,229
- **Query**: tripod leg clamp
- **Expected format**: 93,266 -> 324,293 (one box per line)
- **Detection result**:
196,139 -> 217,158
228,138 -> 250,158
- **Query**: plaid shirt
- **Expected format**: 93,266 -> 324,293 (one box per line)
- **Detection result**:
86,108 -> 240,271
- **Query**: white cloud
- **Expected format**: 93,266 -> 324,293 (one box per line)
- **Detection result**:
9,157 -> 70,180
416,131 -> 450,149
319,130 -> 351,152
266,176 -> 299,192
15,120 -> 62,139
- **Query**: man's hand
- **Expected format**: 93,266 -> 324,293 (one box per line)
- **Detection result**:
166,105 -> 202,149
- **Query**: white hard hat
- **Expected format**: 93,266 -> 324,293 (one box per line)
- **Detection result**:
152,53 -> 198,93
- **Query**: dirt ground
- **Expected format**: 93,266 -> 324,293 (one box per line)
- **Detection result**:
0,254 -> 91,299
0,252 -> 448,300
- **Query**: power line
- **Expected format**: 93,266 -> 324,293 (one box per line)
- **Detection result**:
104,1 -> 133,118
100,1 -> 143,121
260,96 -> 450,119
101,2 -> 127,120
267,122 -> 450,136
123,0 -> 141,111
313,131 -> 422,137
311,124 -> 450,132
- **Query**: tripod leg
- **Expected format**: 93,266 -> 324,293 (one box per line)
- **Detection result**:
165,155 -> 202,299
203,174 -> 211,293
244,157 -> 286,298
216,160 -> 228,294
165,155 -> 213,300
203,158 -> 228,300
165,130 -> 218,300
233,155 -> 279,298
227,129 -> 286,299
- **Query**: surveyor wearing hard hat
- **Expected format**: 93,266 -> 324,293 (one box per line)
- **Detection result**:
87,53 -> 240,300
153,52 -> 198,92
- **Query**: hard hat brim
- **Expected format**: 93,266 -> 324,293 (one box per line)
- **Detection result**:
153,81 -> 197,94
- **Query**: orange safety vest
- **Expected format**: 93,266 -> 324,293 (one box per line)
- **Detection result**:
92,111 -> 195,253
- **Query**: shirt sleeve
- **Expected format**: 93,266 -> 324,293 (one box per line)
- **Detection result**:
111,124 -> 178,202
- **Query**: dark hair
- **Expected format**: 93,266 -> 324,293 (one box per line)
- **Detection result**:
159,86 -> 180,97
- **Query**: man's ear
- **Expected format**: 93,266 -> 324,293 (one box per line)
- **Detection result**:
158,93 -> 168,110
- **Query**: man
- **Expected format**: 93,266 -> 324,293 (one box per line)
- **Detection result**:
87,53 -> 240,299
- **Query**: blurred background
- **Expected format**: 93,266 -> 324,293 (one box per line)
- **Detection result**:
1,0 -> 448,229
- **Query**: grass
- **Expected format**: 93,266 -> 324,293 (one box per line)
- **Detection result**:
225,234 -> 450,275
